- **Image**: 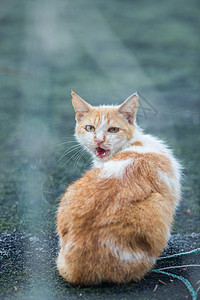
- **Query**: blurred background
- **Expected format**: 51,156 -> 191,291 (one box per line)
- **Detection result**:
0,0 -> 199,299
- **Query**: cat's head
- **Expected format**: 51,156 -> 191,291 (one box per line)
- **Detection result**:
71,91 -> 138,161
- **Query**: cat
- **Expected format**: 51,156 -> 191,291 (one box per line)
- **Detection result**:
56,91 -> 181,286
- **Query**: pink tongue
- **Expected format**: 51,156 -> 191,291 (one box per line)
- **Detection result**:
96,147 -> 106,158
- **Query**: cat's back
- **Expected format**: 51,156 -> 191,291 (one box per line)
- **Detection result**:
97,133 -> 181,205
57,138 -> 180,285
58,135 -> 181,235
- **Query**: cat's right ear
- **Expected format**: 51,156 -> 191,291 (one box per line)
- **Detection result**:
118,93 -> 139,125
71,91 -> 93,122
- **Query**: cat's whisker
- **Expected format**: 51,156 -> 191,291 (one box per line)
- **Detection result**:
73,151 -> 84,170
55,140 -> 79,147
62,148 -> 83,168
61,136 -> 77,141
71,147 -> 84,164
58,144 -> 81,160
73,148 -> 88,170
61,148 -> 83,168
58,149 -> 82,164
60,136 -> 77,140
57,144 -> 82,162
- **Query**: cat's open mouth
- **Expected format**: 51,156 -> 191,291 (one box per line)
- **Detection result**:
95,147 -> 110,159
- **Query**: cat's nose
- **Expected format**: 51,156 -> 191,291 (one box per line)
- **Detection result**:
96,140 -> 104,147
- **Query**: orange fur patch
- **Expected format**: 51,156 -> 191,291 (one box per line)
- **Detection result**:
131,141 -> 143,146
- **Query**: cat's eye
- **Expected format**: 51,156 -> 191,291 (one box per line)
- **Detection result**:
108,127 -> 119,133
85,125 -> 95,132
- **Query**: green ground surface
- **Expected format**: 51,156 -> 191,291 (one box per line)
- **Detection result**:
0,0 -> 199,299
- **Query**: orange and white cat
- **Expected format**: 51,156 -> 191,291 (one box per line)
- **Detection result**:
57,91 -> 181,285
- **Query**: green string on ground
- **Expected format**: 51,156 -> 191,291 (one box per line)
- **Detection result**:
151,269 -> 198,300
157,248 -> 200,261
151,248 -> 200,299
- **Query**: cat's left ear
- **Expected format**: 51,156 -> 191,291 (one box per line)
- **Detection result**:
118,93 -> 138,125
71,91 -> 93,122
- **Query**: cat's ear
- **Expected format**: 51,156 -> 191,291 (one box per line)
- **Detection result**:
71,91 -> 93,122
118,93 -> 138,125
